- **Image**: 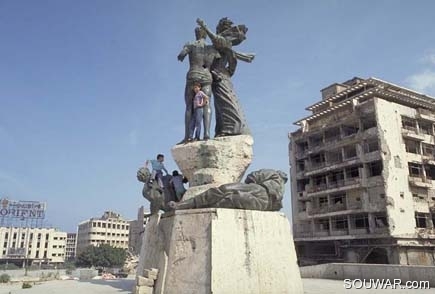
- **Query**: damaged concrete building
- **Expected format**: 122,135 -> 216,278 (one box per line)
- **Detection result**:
289,77 -> 435,266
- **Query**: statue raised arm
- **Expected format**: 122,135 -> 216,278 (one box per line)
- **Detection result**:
177,26 -> 219,143
195,17 -> 254,137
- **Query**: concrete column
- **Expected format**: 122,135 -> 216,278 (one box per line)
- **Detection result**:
311,220 -> 315,236
356,143 -> 363,159
345,192 -> 349,210
368,213 -> 376,233
427,216 -> 433,229
328,217 -> 333,236
422,163 -> 427,178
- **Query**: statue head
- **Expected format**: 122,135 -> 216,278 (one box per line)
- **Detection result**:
245,169 -> 288,211
216,17 -> 233,34
195,26 -> 206,40
137,167 -> 151,183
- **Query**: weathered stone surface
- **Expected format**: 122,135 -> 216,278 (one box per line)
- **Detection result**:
171,135 -> 254,200
136,276 -> 154,287
136,208 -> 303,294
143,269 -> 158,280
134,285 -> 153,294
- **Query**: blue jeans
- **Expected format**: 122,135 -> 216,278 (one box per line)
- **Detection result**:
189,107 -> 203,139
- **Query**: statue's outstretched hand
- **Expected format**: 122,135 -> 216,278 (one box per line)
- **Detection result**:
196,18 -> 205,28
168,201 -> 177,210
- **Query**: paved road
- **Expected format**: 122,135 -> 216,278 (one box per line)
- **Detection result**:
1,278 -> 434,293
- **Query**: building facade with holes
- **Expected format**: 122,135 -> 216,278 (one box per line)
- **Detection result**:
290,77 -> 435,266
76,211 -> 130,255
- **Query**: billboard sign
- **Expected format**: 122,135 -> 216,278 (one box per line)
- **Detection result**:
0,198 -> 46,220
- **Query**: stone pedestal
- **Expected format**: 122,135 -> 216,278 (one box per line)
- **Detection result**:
171,135 -> 254,199
136,208 -> 304,294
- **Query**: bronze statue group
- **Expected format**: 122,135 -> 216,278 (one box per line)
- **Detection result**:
138,18 -> 289,214
178,17 -> 254,144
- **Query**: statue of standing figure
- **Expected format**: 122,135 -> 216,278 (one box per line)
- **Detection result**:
177,26 -> 219,143
196,17 -> 255,137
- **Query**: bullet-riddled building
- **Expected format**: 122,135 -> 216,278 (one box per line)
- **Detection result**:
76,211 -> 130,255
289,77 -> 435,266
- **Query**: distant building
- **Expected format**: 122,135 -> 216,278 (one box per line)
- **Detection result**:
76,211 -> 130,255
128,206 -> 151,255
65,233 -> 76,260
290,77 -> 435,266
0,227 -> 66,266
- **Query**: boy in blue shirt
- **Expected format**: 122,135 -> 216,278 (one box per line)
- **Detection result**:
145,154 -> 169,189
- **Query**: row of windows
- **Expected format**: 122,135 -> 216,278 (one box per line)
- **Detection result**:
89,232 -> 128,237
90,239 -> 127,245
91,222 -> 129,230
1,232 -> 65,241
0,250 -> 59,259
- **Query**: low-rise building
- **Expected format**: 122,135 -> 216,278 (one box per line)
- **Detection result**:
0,227 -> 67,266
76,211 -> 130,255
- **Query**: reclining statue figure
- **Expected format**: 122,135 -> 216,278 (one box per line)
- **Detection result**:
168,169 -> 288,211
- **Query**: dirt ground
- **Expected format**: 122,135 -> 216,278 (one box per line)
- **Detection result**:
1,277 -> 434,294
0,275 -> 135,294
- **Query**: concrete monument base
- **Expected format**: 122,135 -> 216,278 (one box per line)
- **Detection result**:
136,208 -> 303,294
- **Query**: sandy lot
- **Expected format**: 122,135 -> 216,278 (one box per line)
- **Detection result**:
0,276 -> 135,294
1,278 -> 434,293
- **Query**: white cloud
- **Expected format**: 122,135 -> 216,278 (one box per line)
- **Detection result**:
406,70 -> 435,95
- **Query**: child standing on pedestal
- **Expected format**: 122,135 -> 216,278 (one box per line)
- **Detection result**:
188,82 -> 209,142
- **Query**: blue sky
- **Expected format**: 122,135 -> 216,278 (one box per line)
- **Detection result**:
1,1 -> 435,232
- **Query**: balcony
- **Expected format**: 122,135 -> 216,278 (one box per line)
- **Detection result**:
401,127 -> 425,141
417,109 -> 435,123
307,178 -> 362,195
308,201 -> 362,216
408,175 -> 432,188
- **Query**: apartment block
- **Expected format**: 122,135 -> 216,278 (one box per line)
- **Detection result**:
0,227 -> 67,266
289,77 -> 435,266
76,211 -> 130,255
65,233 -> 76,260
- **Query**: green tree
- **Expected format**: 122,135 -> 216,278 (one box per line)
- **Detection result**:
75,244 -> 127,268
